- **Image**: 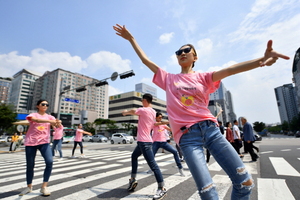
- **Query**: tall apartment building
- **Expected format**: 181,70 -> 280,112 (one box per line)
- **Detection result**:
209,82 -> 236,123
0,77 -> 12,104
10,69 -> 41,112
32,68 -> 109,122
274,84 -> 298,124
292,47 -> 300,112
109,91 -> 167,129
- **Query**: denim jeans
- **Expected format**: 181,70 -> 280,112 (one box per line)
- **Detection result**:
52,139 -> 63,158
179,120 -> 253,200
152,141 -> 182,169
25,143 -> 53,184
131,142 -> 164,188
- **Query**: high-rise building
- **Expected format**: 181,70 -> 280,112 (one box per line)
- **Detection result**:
135,83 -> 157,97
209,82 -> 236,123
10,69 -> 41,112
274,84 -> 298,124
0,77 -> 12,104
32,68 -> 109,122
292,47 -> 300,112
109,91 -> 167,130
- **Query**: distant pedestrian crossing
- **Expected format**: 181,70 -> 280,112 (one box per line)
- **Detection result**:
0,149 -> 298,200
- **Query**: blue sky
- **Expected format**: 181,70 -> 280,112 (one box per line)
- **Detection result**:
1,0 -> 300,124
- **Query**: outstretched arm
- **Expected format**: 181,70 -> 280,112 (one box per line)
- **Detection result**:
122,109 -> 138,116
212,40 -> 290,82
113,24 -> 160,74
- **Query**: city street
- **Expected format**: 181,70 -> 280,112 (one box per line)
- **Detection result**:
0,134 -> 299,200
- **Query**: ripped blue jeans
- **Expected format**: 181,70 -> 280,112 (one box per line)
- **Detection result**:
179,120 -> 253,200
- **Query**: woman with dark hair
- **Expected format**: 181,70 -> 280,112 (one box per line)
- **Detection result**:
113,24 -> 289,199
19,99 -> 57,196
225,122 -> 234,145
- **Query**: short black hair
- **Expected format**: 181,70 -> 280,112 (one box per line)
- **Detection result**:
156,112 -> 162,117
233,119 -> 238,123
36,99 -> 48,106
142,93 -> 153,103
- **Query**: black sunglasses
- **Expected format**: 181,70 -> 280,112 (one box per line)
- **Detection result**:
40,103 -> 49,107
175,47 -> 192,56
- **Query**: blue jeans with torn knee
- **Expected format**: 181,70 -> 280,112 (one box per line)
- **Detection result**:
179,120 -> 253,200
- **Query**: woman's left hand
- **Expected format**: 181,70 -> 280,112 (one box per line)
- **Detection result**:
260,40 -> 290,66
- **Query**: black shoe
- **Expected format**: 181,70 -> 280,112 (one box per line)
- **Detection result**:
127,179 -> 138,191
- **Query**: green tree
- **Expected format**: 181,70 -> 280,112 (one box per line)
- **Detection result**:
122,122 -> 135,131
0,103 -> 17,134
83,122 -> 95,134
281,121 -> 289,131
253,121 -> 266,132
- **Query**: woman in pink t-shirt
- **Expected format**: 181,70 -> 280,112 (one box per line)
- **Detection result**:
52,120 -> 64,160
113,24 -> 289,200
19,99 -> 57,197
71,124 -> 92,158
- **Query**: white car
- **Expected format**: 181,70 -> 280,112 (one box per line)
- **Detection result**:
91,134 -> 108,142
82,135 -> 92,142
110,133 -> 134,144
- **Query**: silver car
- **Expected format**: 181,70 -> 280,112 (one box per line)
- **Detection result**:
91,134 -> 108,143
110,133 -> 134,144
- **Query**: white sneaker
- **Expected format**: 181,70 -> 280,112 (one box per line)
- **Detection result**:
179,168 -> 185,177
40,187 -> 50,196
80,155 -> 86,158
57,158 -> 64,161
19,187 -> 32,196
153,188 -> 167,200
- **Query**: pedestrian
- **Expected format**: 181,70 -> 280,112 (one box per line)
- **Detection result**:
241,117 -> 259,162
151,112 -> 185,176
225,122 -> 234,145
71,124 -> 92,158
9,132 -> 19,152
52,120 -> 64,161
19,99 -> 57,196
113,24 -> 289,199
218,121 -> 224,135
233,120 -> 244,157
122,93 -> 167,200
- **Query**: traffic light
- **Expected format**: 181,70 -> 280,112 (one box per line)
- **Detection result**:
75,87 -> 87,92
120,70 -> 135,79
95,81 -> 108,87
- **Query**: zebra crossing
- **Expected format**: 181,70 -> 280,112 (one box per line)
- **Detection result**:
0,148 -> 298,200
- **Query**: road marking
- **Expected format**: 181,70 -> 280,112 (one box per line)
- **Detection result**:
260,151 -> 273,154
269,157 -> 300,177
257,178 -> 295,200
281,149 -> 291,152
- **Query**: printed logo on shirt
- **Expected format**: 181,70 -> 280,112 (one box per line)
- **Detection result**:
181,94 -> 194,106
37,126 -> 46,131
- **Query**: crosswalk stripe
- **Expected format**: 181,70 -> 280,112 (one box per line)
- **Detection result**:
257,178 -> 295,200
269,157 -> 300,177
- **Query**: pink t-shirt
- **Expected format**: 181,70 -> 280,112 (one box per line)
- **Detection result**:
53,125 -> 64,140
25,113 -> 55,146
152,124 -> 169,142
153,68 -> 220,144
135,107 -> 156,142
74,129 -> 84,142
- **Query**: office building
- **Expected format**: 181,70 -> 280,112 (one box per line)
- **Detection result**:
274,84 -> 298,124
135,83 -> 157,97
0,77 -> 12,104
32,68 -> 109,123
292,47 -> 300,112
10,69 -> 41,112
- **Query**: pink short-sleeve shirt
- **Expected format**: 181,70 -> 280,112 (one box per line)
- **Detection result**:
25,113 -> 55,146
74,129 -> 84,142
153,68 -> 220,144
135,107 -> 156,142
53,125 -> 64,140
152,124 -> 169,142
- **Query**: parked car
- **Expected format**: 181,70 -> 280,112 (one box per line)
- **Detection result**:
92,134 -> 108,142
287,131 -> 295,136
82,135 -> 92,142
110,133 -> 134,144
254,134 -> 262,141
295,131 -> 300,138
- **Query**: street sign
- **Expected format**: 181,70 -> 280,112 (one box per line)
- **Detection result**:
65,98 -> 80,103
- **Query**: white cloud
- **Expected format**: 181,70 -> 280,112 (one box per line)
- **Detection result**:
108,85 -> 123,96
159,32 -> 174,44
86,51 -> 132,73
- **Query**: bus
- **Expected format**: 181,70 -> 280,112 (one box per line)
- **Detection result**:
62,128 -> 75,143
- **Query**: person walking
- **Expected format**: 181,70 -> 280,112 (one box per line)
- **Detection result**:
151,112 -> 185,176
52,120 -> 64,161
19,99 -> 57,196
233,120 -> 243,157
241,117 -> 259,162
113,23 -> 289,199
71,124 -> 92,158
122,93 -> 167,200
225,122 -> 234,145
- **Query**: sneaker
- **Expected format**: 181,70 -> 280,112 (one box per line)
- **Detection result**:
178,168 -> 185,177
19,187 -> 32,196
40,187 -> 51,196
57,158 -> 64,161
153,188 -> 167,200
80,155 -> 86,158
180,158 -> 185,162
127,179 -> 138,191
